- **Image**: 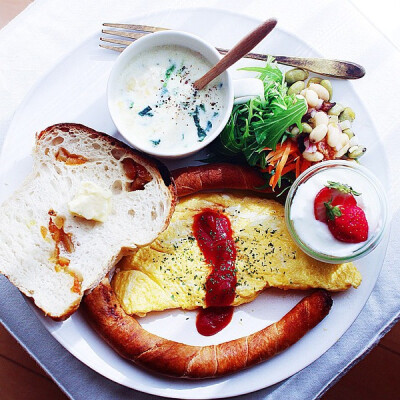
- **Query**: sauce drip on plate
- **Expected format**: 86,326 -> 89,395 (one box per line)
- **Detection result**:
193,209 -> 237,336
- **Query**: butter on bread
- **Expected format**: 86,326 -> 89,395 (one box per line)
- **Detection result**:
68,181 -> 112,222
0,123 -> 176,320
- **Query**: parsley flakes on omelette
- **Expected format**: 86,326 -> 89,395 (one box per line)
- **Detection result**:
112,193 -> 361,316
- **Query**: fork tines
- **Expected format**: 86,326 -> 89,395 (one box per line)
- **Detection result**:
101,29 -> 146,40
101,23 -> 166,52
103,23 -> 167,33
99,36 -> 131,52
99,44 -> 125,52
99,23 -> 266,63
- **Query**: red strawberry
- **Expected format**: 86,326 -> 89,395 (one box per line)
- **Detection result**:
314,181 -> 360,222
326,203 -> 369,243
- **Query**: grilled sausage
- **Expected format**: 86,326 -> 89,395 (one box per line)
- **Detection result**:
83,279 -> 332,379
172,163 -> 272,197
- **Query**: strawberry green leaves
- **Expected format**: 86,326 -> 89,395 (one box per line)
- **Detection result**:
324,201 -> 343,221
326,181 -> 361,196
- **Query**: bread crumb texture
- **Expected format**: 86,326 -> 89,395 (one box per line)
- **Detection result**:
0,124 -> 174,319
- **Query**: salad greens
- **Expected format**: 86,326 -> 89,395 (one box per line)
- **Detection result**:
214,57 -> 307,169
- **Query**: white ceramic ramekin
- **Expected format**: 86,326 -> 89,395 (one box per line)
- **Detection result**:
107,30 -> 263,158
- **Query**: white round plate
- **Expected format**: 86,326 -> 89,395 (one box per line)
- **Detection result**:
0,7 -> 389,400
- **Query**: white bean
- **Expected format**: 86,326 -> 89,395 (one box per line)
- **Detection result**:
327,124 -> 341,147
313,111 -> 329,126
315,98 -> 324,110
302,150 -> 324,162
335,143 -> 350,158
309,124 -> 328,143
305,89 -> 319,108
336,133 -> 350,150
308,83 -> 330,101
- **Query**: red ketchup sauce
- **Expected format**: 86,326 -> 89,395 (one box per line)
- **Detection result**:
193,210 -> 237,336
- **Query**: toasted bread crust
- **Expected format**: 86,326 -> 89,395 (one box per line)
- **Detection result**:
40,124 -> 176,320
0,269 -> 82,321
37,123 -> 177,235
0,124 -> 177,321
83,278 -> 332,378
49,299 -> 81,321
43,124 -> 177,320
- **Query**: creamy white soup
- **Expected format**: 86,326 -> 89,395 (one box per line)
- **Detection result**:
114,45 -> 225,153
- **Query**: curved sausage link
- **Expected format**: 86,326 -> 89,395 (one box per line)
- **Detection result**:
82,279 -> 332,379
172,163 -> 272,197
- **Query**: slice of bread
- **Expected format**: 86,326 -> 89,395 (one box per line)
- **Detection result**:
0,123 -> 176,320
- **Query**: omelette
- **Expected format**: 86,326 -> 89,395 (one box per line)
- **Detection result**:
112,193 -> 361,316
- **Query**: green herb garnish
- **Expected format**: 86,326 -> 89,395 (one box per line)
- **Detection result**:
163,63 -> 176,87
326,181 -> 361,196
138,106 -> 153,117
213,57 -> 307,168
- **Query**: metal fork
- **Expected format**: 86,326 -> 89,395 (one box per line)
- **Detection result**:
100,23 -> 365,79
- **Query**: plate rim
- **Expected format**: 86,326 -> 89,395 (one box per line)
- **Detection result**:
1,6 -> 391,399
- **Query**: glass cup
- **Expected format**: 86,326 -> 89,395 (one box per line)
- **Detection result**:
285,160 -> 388,263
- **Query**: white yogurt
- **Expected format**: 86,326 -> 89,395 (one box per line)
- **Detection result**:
290,167 -> 381,257
113,45 -> 225,152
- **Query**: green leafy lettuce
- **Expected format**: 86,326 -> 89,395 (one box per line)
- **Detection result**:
214,58 -> 307,168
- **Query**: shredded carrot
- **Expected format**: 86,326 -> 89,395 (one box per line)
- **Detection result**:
269,175 -> 275,188
261,139 -> 311,190
280,163 -> 297,176
295,156 -> 301,178
270,142 -> 292,189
